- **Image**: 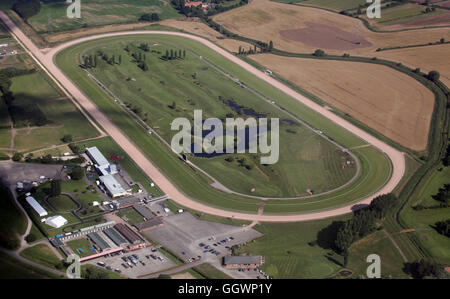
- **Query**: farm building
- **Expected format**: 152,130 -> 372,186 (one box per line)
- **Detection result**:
223,255 -> 263,269
87,232 -> 111,251
57,221 -> 116,241
113,223 -> 146,250
134,218 -> 163,232
117,197 -> 140,209
26,196 -> 48,217
45,215 -> 68,228
133,205 -> 154,220
103,227 -> 128,247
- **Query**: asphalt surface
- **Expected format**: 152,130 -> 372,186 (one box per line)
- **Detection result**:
0,11 -> 405,222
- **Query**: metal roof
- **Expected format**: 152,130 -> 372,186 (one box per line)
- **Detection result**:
103,227 -> 128,246
86,146 -> 109,167
26,196 -> 47,217
134,218 -> 163,231
87,232 -> 111,251
223,255 -> 262,265
114,223 -> 144,244
133,205 -> 153,219
99,175 -> 127,196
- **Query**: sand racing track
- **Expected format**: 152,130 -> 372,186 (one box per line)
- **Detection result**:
0,11 -> 405,222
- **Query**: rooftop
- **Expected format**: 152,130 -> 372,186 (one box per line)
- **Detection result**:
99,174 -> 127,196
223,255 -> 263,265
133,205 -> 154,220
86,146 -> 110,167
88,232 -> 111,251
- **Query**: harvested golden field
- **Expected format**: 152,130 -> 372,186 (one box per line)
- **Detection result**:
250,54 -> 434,151
376,44 -> 450,87
43,22 -> 152,44
159,19 -> 252,52
213,0 -> 450,55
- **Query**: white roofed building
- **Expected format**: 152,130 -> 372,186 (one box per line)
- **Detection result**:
26,196 -> 48,217
86,146 -> 109,167
99,175 -> 131,198
45,215 -> 68,228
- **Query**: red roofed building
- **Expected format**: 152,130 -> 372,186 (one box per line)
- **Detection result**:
185,1 -> 202,7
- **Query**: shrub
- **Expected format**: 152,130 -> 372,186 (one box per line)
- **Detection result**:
313,49 -> 326,57
427,70 -> 440,82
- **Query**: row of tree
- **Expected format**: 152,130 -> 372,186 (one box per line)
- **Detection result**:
238,41 -> 273,55
334,193 -> 399,255
139,13 -> 160,22
434,219 -> 450,237
12,0 -> 41,20
163,48 -> 186,60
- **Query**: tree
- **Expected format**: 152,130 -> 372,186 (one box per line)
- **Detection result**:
41,154 -> 53,164
69,167 -> 85,180
313,49 -> 326,57
139,13 -> 160,22
434,219 -> 450,237
268,40 -> 273,51
12,0 -> 41,20
12,152 -> 23,162
427,70 -> 440,82
51,179 -> 61,197
61,134 -> 73,143
25,234 -> 37,243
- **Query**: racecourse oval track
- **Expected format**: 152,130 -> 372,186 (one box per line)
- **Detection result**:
0,11 -> 406,222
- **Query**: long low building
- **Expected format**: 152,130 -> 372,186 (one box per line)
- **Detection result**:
114,223 -> 144,245
87,232 -> 111,252
133,205 -> 154,220
103,227 -> 128,247
223,255 -> 263,269
134,218 -> 163,232
26,196 -> 47,217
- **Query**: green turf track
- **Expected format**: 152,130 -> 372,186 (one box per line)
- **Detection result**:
55,34 -> 392,214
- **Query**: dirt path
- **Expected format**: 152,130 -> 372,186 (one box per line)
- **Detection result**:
0,11 -> 406,222
383,229 -> 408,263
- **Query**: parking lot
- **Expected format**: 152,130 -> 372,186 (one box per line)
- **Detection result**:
0,161 -> 63,188
84,246 -> 176,278
143,212 -> 263,278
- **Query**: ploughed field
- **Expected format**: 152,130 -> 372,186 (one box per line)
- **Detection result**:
80,40 -> 357,198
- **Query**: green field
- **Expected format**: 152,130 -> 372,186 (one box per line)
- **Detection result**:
28,0 -> 181,33
0,251 -> 63,279
192,263 -> 233,279
235,217 -> 408,278
0,185 -> 27,250
375,3 -> 447,26
66,238 -> 96,257
56,34 -> 392,214
117,207 -> 145,225
81,40 -> 357,198
8,72 -> 99,152
47,194 -> 79,212
399,166 -> 450,264
20,244 -> 63,270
